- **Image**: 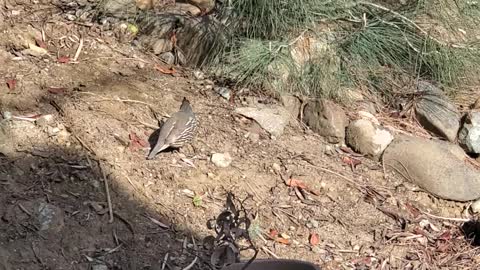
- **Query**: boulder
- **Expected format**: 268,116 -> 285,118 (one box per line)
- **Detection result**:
383,135 -> 480,201
346,119 -> 393,159
280,95 -> 301,123
414,81 -> 460,142
458,111 -> 480,154
302,99 -> 348,144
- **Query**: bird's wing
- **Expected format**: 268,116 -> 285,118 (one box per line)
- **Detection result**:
164,112 -> 193,145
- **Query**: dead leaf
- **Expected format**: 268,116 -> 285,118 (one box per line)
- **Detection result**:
268,229 -> 278,239
286,178 -> 319,196
342,156 -> 362,167
47,87 -> 66,94
129,132 -> 148,150
6,79 -> 16,90
275,237 -> 290,245
155,64 -> 176,75
57,56 -> 70,64
286,178 -> 308,190
309,233 -> 319,245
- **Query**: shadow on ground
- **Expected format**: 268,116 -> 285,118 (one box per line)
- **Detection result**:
0,144 -> 212,269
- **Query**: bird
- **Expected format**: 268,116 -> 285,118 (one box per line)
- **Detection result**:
147,97 -> 197,160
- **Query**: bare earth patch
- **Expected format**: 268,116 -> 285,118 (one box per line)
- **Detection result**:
0,2 -> 479,270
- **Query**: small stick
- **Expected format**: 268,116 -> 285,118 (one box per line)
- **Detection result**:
18,203 -> 32,216
162,253 -> 169,270
73,37 -> 84,62
102,167 -> 114,223
419,209 -> 470,222
261,246 -> 279,259
182,236 -> 198,270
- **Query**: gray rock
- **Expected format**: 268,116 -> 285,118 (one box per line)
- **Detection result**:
37,202 -> 64,233
458,111 -> 480,154
280,95 -> 301,123
152,39 -> 173,55
214,86 -> 231,100
414,81 -> 460,142
160,52 -> 175,65
346,119 -> 393,159
211,153 -> 232,168
235,106 -> 290,137
302,99 -> 348,144
383,135 -> 480,201
470,198 -> 480,214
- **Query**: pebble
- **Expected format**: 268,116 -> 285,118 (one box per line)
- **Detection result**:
211,152 -> 232,168
272,163 -> 281,173
193,70 -> 205,80
470,198 -> 480,213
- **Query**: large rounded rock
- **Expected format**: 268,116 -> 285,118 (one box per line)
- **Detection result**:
302,99 -> 348,144
414,81 -> 460,142
383,135 -> 480,201
346,119 -> 393,160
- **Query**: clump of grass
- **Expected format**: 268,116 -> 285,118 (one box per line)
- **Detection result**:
220,39 -> 296,91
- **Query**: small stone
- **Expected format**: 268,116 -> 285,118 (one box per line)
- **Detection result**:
471,198 -> 480,214
37,202 -> 64,233
211,153 -> 232,168
159,52 -> 175,65
35,114 -> 54,127
136,62 -> 146,69
193,70 -> 205,80
272,163 -> 281,173
458,111 -> 480,154
214,86 -> 231,100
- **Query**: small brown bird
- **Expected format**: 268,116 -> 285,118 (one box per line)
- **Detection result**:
147,97 -> 197,160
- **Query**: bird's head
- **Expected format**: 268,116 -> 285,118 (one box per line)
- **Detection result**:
180,97 -> 193,112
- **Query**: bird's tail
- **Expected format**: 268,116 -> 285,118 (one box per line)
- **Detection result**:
147,143 -> 169,160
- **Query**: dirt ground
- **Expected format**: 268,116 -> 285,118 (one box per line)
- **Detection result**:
1,2 -> 480,270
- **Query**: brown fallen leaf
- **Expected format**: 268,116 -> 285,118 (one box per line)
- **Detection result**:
129,132 -> 148,151
286,178 -> 319,196
47,87 -> 66,94
275,237 -> 290,245
155,64 -> 176,75
309,233 -> 319,246
6,79 -> 16,90
58,56 -> 70,64
342,156 -> 362,168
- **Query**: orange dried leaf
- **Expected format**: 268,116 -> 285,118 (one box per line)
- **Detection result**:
309,233 -> 319,245
275,237 -> 290,245
155,64 -> 176,75
342,156 -> 362,167
6,79 -> 16,90
286,178 -> 307,189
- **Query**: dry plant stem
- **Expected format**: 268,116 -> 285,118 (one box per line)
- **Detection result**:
102,166 -> 114,223
162,253 -> 169,270
73,36 -> 84,62
419,209 -> 470,222
261,246 -> 279,259
182,236 -> 198,270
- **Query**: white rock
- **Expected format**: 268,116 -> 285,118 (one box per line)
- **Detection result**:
346,119 -> 393,159
211,153 -> 232,168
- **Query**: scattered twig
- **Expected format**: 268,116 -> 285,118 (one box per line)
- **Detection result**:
162,253 -> 169,270
18,203 -> 32,216
182,236 -> 198,270
261,246 -> 279,259
101,167 -> 114,223
419,209 -> 470,222
73,36 -> 84,62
